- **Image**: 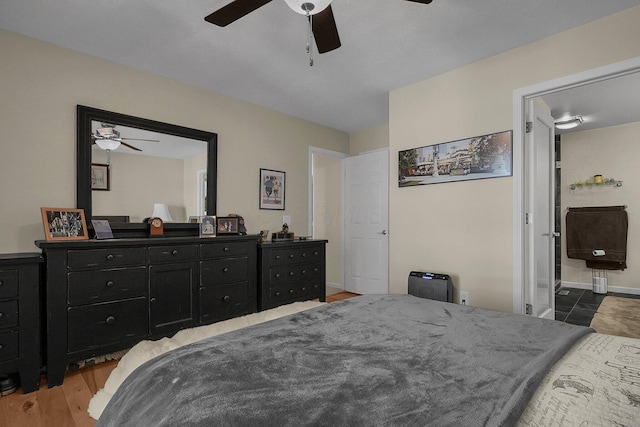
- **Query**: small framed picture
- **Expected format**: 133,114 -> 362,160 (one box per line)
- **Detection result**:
41,208 -> 89,241
91,163 -> 110,191
260,168 -> 285,210
217,216 -> 239,234
199,215 -> 217,238
189,216 -> 200,224
91,219 -> 114,240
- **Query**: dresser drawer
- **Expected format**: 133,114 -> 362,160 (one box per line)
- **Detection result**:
200,257 -> 249,287
68,267 -> 147,305
0,331 -> 19,362
199,282 -> 249,323
149,245 -> 197,264
67,298 -> 148,353
67,248 -> 146,270
268,263 -> 322,286
0,270 -> 18,299
269,246 -> 323,266
200,241 -> 251,259
0,301 -> 18,329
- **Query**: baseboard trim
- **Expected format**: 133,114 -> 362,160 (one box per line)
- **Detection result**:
326,282 -> 343,290
560,281 -> 640,296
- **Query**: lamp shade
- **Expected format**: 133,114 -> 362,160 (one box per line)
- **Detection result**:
284,0 -> 332,15
151,203 -> 173,222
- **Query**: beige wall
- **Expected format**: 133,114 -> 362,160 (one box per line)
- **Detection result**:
312,152 -> 343,287
389,6 -> 640,312
0,29 -> 349,253
561,122 -> 640,291
349,124 -> 389,155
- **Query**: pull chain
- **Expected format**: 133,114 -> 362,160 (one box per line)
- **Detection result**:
306,12 -> 314,66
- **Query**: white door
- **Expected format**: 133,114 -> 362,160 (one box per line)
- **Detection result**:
344,150 -> 389,294
526,99 -> 556,319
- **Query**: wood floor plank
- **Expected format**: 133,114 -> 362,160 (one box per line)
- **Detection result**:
30,385 -> 76,427
62,369 -> 98,427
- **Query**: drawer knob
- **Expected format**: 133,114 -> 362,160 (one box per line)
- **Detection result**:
223,247 -> 230,252
171,249 -> 179,256
289,289 -> 294,294
0,312 -> 3,318
314,251 -> 319,256
106,254 -> 114,261
301,270 -> 307,275
275,255 -> 280,260
314,267 -> 319,272
275,291 -> 281,297
106,316 -> 116,324
302,286 -> 307,291
222,295 -> 230,302
275,273 -> 281,279
150,298 -> 156,303
289,271 -> 295,276
289,254 -> 294,258
0,281 -> 3,287
302,253 -> 307,257
0,344 -> 3,351
222,267 -> 229,273
106,280 -> 115,288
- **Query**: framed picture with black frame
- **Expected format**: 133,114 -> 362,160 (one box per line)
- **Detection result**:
91,163 -> 110,191
260,168 -> 285,210
216,216 -> 239,234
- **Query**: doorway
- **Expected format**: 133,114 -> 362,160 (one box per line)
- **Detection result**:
512,56 -> 640,315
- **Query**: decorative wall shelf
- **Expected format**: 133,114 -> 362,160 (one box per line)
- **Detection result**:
570,177 -> 623,190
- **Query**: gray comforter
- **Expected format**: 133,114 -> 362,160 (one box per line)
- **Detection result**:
98,294 -> 591,426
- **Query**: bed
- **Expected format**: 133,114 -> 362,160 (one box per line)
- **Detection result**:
94,294 -> 640,426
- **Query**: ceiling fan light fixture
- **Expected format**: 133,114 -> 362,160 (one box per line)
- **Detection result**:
554,115 -> 583,130
284,0 -> 332,15
95,139 -> 121,151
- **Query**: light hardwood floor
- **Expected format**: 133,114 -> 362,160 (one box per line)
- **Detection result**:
0,291 -> 359,427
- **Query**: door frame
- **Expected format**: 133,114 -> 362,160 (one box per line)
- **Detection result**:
512,56 -> 640,314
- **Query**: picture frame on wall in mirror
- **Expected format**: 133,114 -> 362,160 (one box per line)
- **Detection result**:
260,168 -> 285,210
91,163 -> 110,191
41,207 -> 89,241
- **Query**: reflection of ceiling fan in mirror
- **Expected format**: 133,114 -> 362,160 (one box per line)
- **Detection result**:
91,123 -> 160,152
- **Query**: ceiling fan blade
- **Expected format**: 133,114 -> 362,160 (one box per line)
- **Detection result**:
205,0 -> 273,27
120,138 -> 160,142
120,141 -> 143,152
404,0 -> 433,3
312,5 -> 341,54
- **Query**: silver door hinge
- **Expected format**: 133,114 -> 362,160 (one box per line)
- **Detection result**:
525,212 -> 532,224
526,303 -> 532,315
525,121 -> 533,133
555,161 -> 561,169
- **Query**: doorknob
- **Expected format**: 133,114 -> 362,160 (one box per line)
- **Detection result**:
379,230 -> 387,235
552,232 -> 560,238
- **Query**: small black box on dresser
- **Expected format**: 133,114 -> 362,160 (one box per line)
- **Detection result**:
258,240 -> 327,311
0,253 -> 43,394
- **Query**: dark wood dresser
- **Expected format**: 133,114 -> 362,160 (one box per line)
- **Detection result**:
258,240 -> 327,310
36,235 -> 257,387
0,253 -> 42,394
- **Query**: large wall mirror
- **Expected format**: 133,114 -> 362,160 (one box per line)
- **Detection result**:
77,105 -> 217,235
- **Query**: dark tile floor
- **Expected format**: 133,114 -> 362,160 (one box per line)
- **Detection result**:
555,287 -> 640,326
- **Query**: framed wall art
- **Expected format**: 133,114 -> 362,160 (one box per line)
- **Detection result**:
260,168 -> 285,210
91,163 -> 110,191
398,130 -> 513,187
41,207 -> 89,241
217,216 -> 239,234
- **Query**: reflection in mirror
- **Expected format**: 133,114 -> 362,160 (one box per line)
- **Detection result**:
91,122 -> 208,222
77,105 -> 217,232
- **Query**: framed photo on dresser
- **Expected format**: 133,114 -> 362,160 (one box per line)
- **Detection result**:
41,207 -> 89,241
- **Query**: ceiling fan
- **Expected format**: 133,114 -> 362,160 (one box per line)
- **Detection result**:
205,0 -> 433,63
91,123 -> 159,152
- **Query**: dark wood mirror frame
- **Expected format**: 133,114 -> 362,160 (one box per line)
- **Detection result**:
77,105 -> 217,237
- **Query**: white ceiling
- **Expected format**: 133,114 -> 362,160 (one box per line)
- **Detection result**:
1,0 -> 639,133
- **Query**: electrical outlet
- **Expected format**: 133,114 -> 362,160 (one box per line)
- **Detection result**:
283,215 -> 292,226
459,291 -> 470,306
